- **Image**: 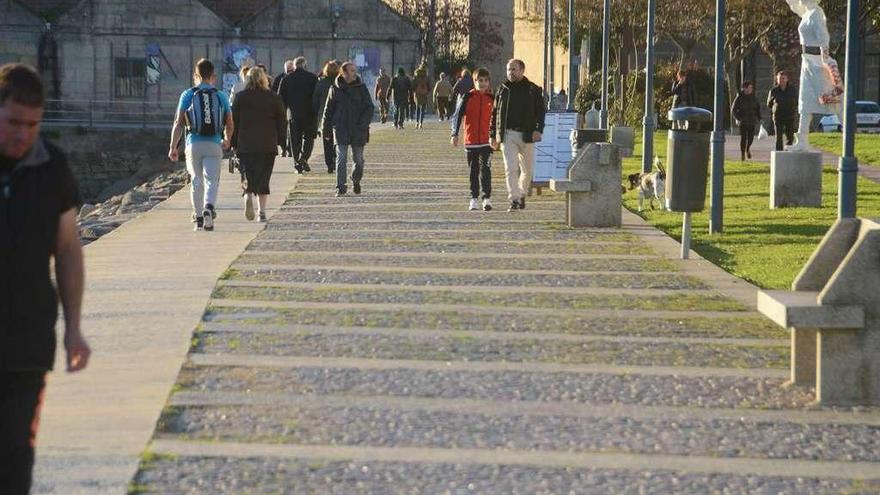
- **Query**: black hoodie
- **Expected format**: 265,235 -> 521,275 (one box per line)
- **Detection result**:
322,75 -> 375,147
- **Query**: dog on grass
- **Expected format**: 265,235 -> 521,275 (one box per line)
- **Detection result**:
626,157 -> 667,212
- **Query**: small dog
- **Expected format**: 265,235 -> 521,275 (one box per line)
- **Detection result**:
627,157 -> 667,212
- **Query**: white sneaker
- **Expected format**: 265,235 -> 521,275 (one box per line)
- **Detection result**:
244,193 -> 255,221
469,198 -> 479,211
482,198 -> 493,211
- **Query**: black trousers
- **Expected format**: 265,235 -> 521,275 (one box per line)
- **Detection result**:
394,102 -> 406,127
323,133 -> 337,171
774,117 -> 795,151
280,120 -> 291,156
467,146 -> 493,199
289,121 -> 315,165
1,372 -> 47,495
437,97 -> 450,120
740,123 -> 756,158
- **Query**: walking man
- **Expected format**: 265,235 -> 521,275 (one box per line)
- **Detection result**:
732,81 -> 761,160
169,58 -> 233,231
388,67 -> 412,129
278,56 -> 318,172
0,63 -> 91,495
322,61 -> 374,196
433,72 -> 453,121
768,70 -> 798,151
271,60 -> 294,157
375,67 -> 391,124
490,59 -> 545,212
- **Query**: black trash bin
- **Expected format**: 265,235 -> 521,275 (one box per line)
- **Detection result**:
665,107 -> 712,212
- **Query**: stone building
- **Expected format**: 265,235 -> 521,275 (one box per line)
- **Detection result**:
0,0 -> 421,122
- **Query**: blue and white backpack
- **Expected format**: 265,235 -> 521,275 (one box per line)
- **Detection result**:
185,87 -> 223,137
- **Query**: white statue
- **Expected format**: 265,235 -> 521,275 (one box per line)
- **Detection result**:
785,0 -> 843,152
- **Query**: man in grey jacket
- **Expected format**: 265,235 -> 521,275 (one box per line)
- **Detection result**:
322,61 -> 374,196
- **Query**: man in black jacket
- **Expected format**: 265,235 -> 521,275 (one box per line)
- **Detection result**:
490,59 -> 546,212
322,61 -> 375,196
278,56 -> 318,172
767,70 -> 798,151
0,63 -> 90,495
271,60 -> 294,157
387,68 -> 412,130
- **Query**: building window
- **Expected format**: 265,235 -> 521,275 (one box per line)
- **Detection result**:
115,58 -> 145,98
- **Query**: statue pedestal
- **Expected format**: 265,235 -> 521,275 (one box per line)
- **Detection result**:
770,151 -> 823,209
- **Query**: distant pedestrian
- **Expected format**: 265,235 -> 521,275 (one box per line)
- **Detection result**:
229,64 -> 251,104
433,72 -> 453,120
231,66 -> 285,222
314,60 -> 340,174
732,81 -> 761,160
453,68 -> 474,102
271,60 -> 295,157
451,67 -> 494,212
0,63 -> 90,495
375,67 -> 391,124
169,58 -> 233,231
670,69 -> 695,109
322,61 -> 374,197
412,67 -> 431,129
768,70 -> 798,151
388,67 -> 412,129
278,56 -> 318,173
490,59 -> 545,212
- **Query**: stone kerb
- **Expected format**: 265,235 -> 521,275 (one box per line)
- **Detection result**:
550,142 -> 621,228
757,218 -> 880,405
770,151 -> 823,208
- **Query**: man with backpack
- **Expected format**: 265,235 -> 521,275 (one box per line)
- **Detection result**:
168,58 -> 233,231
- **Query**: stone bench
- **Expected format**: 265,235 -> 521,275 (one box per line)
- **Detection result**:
550,142 -> 620,228
757,218 -> 880,405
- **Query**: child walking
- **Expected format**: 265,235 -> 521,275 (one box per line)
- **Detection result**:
450,67 -> 494,211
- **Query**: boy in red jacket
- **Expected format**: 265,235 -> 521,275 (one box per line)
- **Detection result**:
451,67 -> 494,211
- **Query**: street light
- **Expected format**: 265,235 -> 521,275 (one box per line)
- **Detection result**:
641,0 -> 656,174
839,0 -> 859,218
567,0 -> 577,111
600,0 -> 610,128
709,0 -> 726,234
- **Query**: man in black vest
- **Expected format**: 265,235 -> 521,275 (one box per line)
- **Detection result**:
0,63 -> 90,495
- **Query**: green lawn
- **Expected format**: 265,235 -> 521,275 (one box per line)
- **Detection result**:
811,132 -> 880,167
624,132 -> 880,289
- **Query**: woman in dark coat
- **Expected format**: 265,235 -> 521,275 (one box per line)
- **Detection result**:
313,60 -> 340,174
231,66 -> 286,221
731,81 -> 762,161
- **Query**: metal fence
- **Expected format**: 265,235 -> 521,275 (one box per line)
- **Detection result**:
41,99 -> 178,129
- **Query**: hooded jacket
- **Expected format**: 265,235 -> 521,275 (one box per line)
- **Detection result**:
490,76 -> 546,143
451,88 -> 494,148
1,139 -> 80,371
322,75 -> 375,147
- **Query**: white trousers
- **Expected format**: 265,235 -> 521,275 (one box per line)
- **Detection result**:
500,130 -> 535,201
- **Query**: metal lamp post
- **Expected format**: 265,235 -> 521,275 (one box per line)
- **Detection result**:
839,0 -> 859,218
641,0 -> 656,174
567,0 -> 577,111
544,0 -> 550,92
600,0 -> 610,128
709,0 -> 726,234
549,0 -> 556,105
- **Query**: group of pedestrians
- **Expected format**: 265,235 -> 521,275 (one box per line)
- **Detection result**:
377,67 -> 468,129
450,59 -> 545,213
168,56 -> 375,229
729,69 -> 799,160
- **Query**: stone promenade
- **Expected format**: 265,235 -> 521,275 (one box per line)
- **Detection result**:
125,122 -> 880,493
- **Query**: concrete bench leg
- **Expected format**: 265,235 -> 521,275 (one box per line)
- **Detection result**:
817,330 -> 864,405
790,328 -> 817,387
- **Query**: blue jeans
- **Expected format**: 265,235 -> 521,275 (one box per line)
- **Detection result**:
335,143 -> 365,191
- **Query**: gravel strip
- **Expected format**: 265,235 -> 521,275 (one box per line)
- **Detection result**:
258,228 -> 637,242
194,331 -> 788,369
202,307 -> 782,340
237,253 -> 668,272
156,404 -> 880,463
270,211 -> 565,222
228,266 -> 705,289
260,221 -> 580,231
132,455 -> 872,495
211,286 -> 747,312
177,365 -> 813,410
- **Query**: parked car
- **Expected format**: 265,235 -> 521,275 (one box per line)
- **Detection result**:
818,101 -> 880,132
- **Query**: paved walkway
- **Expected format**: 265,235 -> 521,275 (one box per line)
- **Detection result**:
32,158 -> 300,494
116,122 -> 880,493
